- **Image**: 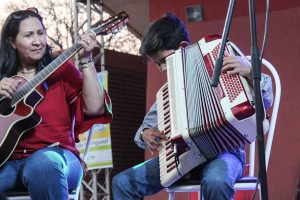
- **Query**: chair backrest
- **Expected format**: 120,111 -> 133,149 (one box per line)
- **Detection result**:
80,124 -> 96,164
245,56 -> 281,176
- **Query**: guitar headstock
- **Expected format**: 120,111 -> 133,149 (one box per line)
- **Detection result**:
91,11 -> 129,36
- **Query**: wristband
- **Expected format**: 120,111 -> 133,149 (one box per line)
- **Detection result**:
79,57 -> 93,70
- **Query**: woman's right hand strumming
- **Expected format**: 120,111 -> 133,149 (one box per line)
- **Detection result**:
141,128 -> 166,154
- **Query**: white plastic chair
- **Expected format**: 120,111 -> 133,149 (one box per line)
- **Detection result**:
166,57 -> 281,200
6,124 -> 97,200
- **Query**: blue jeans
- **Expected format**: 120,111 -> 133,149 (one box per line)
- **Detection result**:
0,147 -> 83,200
112,150 -> 245,200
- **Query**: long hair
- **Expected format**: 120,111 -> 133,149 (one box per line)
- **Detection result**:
0,9 -> 53,79
139,13 -> 190,56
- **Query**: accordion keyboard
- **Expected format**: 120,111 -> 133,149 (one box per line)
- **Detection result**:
157,83 -> 206,187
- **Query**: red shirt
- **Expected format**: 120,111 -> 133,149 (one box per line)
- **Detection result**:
11,61 -> 112,160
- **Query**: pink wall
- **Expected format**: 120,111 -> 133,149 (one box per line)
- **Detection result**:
145,0 -> 300,199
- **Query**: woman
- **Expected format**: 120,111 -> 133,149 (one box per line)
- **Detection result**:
0,8 -> 112,199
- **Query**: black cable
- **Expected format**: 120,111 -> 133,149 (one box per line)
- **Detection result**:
173,143 -> 183,177
260,0 -> 270,62
251,179 -> 260,200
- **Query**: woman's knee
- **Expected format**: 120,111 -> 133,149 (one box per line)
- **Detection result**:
22,149 -> 66,183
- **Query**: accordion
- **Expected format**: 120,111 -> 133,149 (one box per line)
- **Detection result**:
157,35 -> 269,187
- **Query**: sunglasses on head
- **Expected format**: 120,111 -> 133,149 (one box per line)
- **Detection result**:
11,7 -> 39,19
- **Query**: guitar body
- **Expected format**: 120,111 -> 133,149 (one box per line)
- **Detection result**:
0,75 -> 44,167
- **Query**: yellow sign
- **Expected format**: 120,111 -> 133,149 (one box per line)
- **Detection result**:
76,71 -> 113,170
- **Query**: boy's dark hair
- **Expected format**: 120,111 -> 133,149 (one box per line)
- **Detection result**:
139,13 -> 190,56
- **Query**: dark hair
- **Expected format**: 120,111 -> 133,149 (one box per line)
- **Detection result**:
0,9 -> 53,79
139,13 -> 190,56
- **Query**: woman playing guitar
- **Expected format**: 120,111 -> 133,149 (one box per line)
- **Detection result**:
0,8 -> 113,199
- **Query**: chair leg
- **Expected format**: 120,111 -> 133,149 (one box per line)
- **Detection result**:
168,191 -> 175,200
